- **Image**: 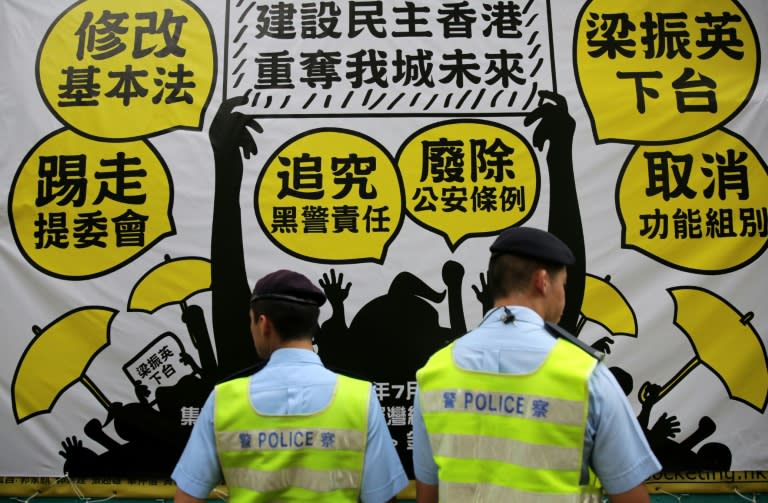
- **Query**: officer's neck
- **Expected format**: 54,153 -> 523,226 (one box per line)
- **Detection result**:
494,294 -> 545,320
272,337 -> 315,353
494,273 -> 550,321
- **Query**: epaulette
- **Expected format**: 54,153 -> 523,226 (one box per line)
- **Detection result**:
544,322 -> 605,361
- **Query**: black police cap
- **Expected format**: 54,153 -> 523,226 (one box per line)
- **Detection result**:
489,226 -> 575,265
250,269 -> 326,306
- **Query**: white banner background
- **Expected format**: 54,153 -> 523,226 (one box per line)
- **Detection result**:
1,0 -> 766,476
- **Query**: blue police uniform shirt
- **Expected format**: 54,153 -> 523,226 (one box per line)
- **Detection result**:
172,348 -> 408,503
412,306 -> 662,495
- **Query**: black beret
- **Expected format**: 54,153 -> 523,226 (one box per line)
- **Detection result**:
489,226 -> 575,265
250,269 -> 326,306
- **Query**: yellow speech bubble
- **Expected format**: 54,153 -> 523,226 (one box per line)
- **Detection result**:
9,129 -> 175,278
575,0 -> 759,143
255,129 -> 403,264
397,120 -> 539,250
37,0 -> 215,140
618,128 -> 768,273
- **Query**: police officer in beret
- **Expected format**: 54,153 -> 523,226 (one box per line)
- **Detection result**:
412,227 -> 660,503
172,270 -> 407,503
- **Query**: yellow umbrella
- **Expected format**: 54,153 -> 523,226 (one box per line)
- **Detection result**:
576,273 -> 637,337
642,287 -> 768,413
12,307 -> 118,423
127,255 -> 211,313
127,255 -> 214,368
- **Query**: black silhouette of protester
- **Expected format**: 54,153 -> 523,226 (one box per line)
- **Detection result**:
316,261 -> 468,478
57,96 -> 264,476
207,96 -> 265,382
473,91 -> 615,353
317,261 -> 467,383
609,367 -> 732,471
638,380 -> 732,471
524,90 -> 586,333
59,378 -> 189,476
59,336 -> 216,477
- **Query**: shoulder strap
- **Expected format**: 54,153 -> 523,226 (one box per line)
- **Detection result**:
544,322 -> 605,361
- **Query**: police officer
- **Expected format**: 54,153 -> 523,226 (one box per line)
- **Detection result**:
172,269 -> 408,503
412,227 -> 661,503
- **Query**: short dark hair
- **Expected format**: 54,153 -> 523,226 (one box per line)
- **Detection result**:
487,253 -> 565,300
250,298 -> 320,342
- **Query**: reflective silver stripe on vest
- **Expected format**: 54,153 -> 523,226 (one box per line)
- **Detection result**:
224,466 -> 361,493
429,433 -> 580,470
217,428 -> 365,451
438,482 -> 601,503
421,389 -> 585,424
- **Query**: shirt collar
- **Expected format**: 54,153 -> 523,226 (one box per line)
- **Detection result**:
266,347 -> 323,366
481,305 -> 544,326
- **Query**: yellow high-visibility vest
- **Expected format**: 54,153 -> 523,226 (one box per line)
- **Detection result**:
215,374 -> 370,502
417,338 -> 602,503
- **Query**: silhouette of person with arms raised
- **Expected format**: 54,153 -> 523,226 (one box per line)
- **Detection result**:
609,366 -> 732,471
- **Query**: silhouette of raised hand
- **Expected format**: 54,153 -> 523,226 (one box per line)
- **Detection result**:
524,90 -> 584,332
209,95 -> 263,158
650,412 -> 681,440
590,336 -> 614,355
209,95 -> 264,380
319,268 -> 351,310
523,90 -> 575,153
317,269 -> 352,356
58,436 -> 99,475
471,272 -> 493,315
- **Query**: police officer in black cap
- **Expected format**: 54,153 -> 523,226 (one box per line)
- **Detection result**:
173,270 -> 407,503
412,227 -> 660,503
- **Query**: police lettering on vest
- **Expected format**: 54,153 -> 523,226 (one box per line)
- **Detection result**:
439,390 -> 550,418
236,429 -> 344,450
465,391 -> 524,414
257,430 -> 315,449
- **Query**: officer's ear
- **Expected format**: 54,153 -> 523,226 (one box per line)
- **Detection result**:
260,314 -> 275,336
532,268 -> 549,295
